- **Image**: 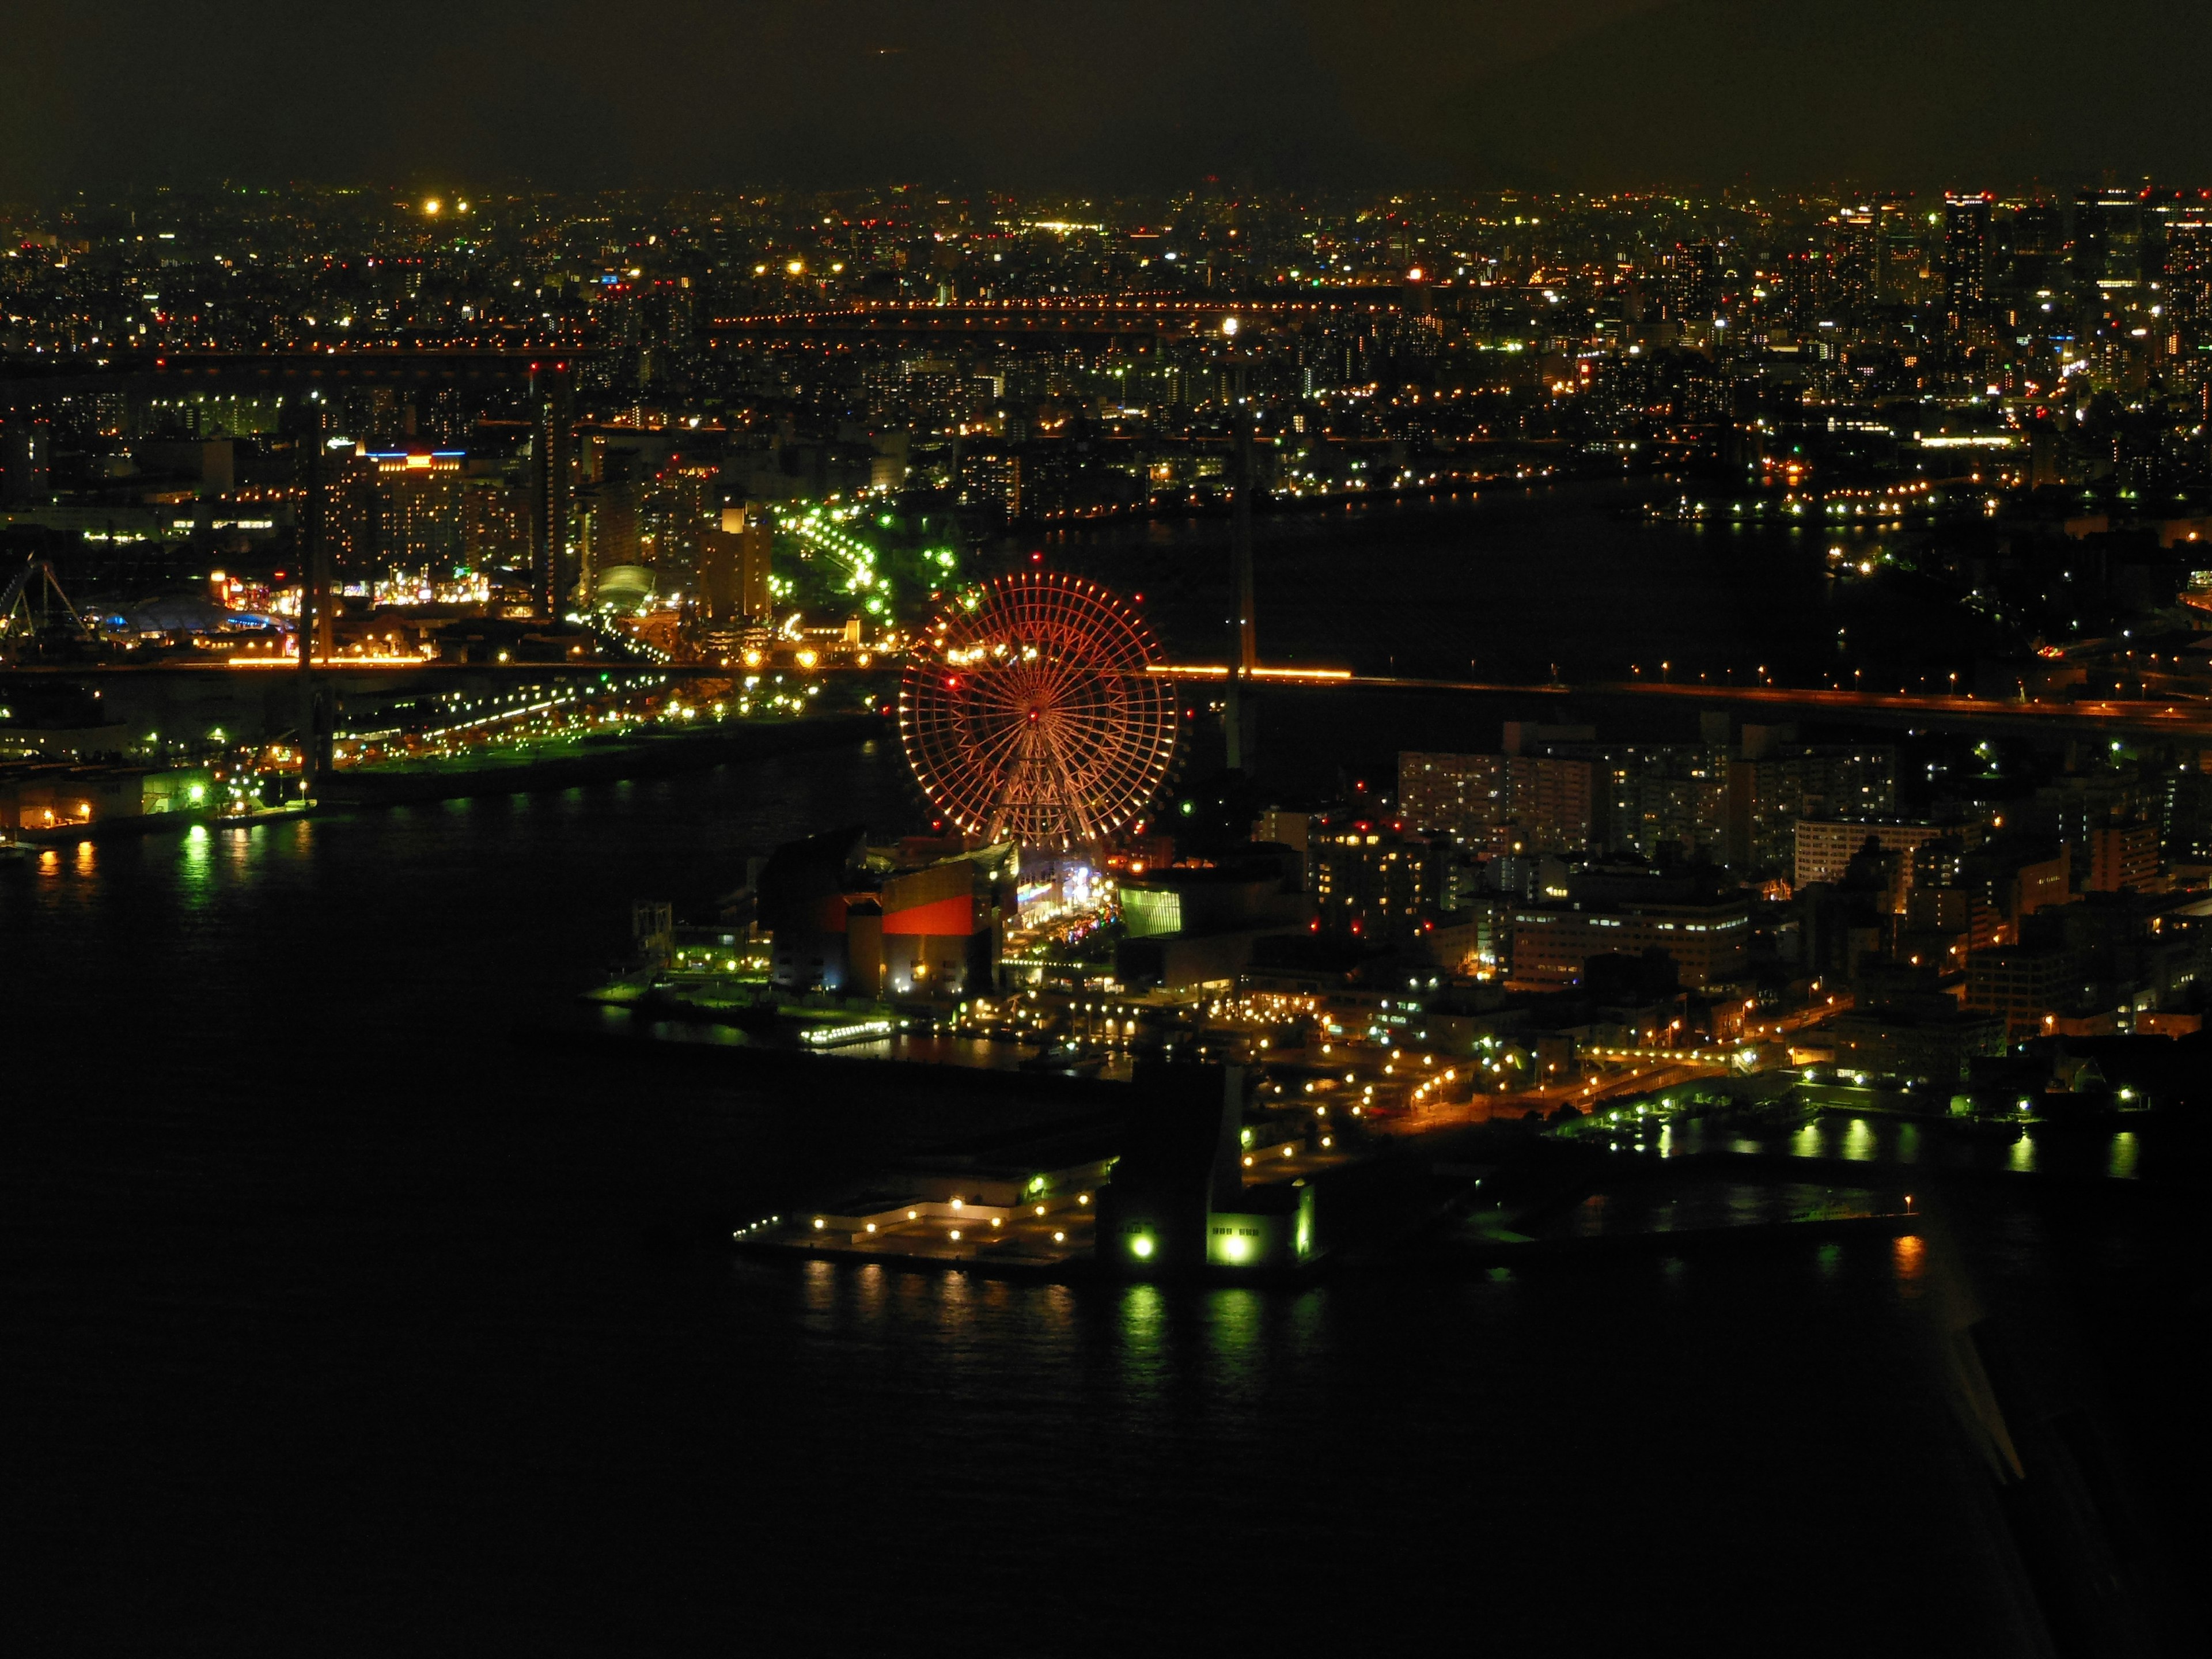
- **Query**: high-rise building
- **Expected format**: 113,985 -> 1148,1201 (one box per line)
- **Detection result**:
1727,741 -> 1897,869
1942,192 -> 1992,343
2004,200 -> 2066,291
1603,744 -> 1730,861
1835,206 -> 1878,315
531,367 -> 577,615
369,451 -> 465,576
1,417 -> 52,502
699,505 -> 773,624
1794,820 -> 1971,901
1313,826 -> 1446,945
461,466 -> 531,574
1397,750 -> 1593,855
1877,200 -> 1929,304
2087,822 -> 2160,893
1671,243 -> 1717,319
2164,215 -> 2212,323
2075,190 -> 2147,290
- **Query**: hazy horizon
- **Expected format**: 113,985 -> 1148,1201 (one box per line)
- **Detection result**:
7,2 -> 2212,198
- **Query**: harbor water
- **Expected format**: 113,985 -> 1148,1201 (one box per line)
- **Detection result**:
9,503 -> 2207,1649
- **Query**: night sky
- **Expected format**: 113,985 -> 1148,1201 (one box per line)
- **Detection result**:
5,1 -> 2212,194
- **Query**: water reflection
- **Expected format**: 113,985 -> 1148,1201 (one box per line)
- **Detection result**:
179,824 -> 211,904
2008,1133 -> 2037,1175
1843,1118 -> 1876,1162
1892,1234 -> 1926,1287
1791,1122 -> 1825,1158
2108,1131 -> 2139,1181
74,840 -> 96,876
1202,1290 -> 1266,1402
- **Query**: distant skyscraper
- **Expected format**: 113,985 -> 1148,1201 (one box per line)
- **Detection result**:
2165,214 -> 2212,323
1835,206 -> 1877,314
2005,200 -> 2065,291
1877,200 -> 1926,305
1672,242 -> 1717,319
531,366 -> 576,615
1942,192 -> 1992,343
2075,189 -> 2146,289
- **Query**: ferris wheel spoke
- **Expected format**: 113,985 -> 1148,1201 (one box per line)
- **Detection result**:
901,578 -> 1176,847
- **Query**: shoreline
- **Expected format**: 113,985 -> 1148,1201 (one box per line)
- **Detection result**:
4,714 -> 883,842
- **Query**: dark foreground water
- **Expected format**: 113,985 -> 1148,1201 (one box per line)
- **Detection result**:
7,729 -> 2208,1650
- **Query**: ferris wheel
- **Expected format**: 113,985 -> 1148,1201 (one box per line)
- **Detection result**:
899,573 -> 1179,849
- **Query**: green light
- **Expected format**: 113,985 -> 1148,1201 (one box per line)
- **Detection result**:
1221,1234 -> 1249,1263
1130,1235 -> 1154,1259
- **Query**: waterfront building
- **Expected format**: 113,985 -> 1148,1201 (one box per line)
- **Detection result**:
1827,1003 -> 2006,1085
1965,942 -> 2081,1038
0,762 -> 211,832
756,827 -> 1017,997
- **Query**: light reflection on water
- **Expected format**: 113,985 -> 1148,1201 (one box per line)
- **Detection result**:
2110,1131 -> 2140,1180
1892,1234 -> 1926,1290
179,824 -> 211,902
1843,1118 -> 1876,1161
2009,1132 -> 2037,1174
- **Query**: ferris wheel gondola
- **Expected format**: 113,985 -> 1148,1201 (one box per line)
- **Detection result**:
898,573 -> 1179,850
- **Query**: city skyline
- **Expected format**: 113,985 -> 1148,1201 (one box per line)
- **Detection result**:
10,10 -> 2210,1652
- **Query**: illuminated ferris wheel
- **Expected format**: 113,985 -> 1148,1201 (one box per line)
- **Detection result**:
899,573 -> 1179,849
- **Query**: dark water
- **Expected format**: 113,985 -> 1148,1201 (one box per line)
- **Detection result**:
1028,483 -> 2001,686
8,700 -> 2208,1648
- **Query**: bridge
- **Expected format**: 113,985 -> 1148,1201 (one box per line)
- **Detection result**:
14,655 -> 2211,743
707,296 -> 1403,347
1149,663 -> 2212,744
